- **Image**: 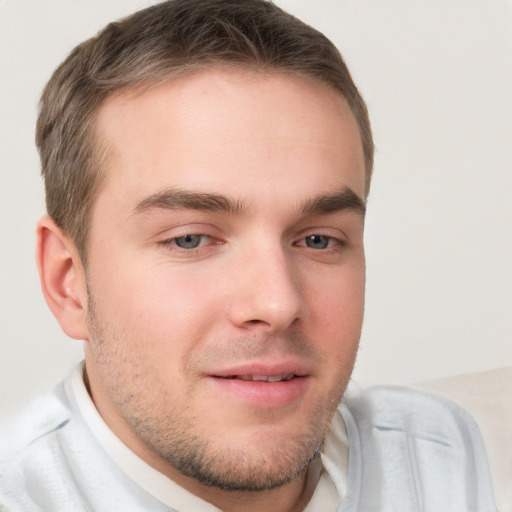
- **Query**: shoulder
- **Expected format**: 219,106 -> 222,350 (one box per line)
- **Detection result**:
341,384 -> 491,469
0,381 -> 72,463
338,385 -> 498,511
0,381 -> 74,509
343,384 -> 482,436
413,367 -> 512,512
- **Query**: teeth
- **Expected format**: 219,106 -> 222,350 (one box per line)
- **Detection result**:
235,374 -> 295,382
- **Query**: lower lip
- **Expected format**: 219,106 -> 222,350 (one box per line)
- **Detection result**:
208,376 -> 309,408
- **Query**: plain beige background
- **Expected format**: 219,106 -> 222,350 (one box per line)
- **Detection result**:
0,0 -> 511,415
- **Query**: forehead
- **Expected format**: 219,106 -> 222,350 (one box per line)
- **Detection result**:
94,68 -> 365,212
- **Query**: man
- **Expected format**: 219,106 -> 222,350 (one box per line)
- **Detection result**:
0,1 -> 497,510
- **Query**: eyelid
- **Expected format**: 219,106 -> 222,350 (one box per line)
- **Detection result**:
154,222 -> 220,237
294,235 -> 345,249
155,223 -> 225,254
157,235 -> 224,259
171,233 -> 212,248
294,226 -> 348,242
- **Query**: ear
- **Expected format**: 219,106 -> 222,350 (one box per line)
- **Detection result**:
36,216 -> 89,341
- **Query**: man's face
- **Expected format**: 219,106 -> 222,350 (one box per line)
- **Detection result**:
83,68 -> 366,492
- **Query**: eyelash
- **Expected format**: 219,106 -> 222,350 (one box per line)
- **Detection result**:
158,233 -> 345,254
294,234 -> 345,250
158,234 -> 216,253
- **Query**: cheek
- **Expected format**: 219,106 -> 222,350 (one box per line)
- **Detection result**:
97,263 -> 224,351
305,262 -> 365,336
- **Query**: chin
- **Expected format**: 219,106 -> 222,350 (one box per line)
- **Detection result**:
139,399 -> 334,492
164,431 -> 321,492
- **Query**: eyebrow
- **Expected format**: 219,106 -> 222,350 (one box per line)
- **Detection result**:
300,187 -> 366,217
133,189 -> 247,216
132,186 -> 365,218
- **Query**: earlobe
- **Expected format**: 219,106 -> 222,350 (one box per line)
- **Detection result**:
36,216 -> 89,341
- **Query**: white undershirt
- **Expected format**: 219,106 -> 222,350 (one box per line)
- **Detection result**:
69,363 -> 348,511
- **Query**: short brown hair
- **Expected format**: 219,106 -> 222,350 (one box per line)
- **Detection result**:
36,0 -> 374,261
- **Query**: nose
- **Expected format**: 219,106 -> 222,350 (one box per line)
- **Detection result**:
227,245 -> 308,333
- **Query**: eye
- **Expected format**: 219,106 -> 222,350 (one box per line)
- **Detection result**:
304,235 -> 330,249
297,234 -> 342,250
172,234 -> 210,249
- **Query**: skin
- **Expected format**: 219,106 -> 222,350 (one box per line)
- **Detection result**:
38,68 -> 366,512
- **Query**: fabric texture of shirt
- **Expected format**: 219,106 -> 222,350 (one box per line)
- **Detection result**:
0,364 -> 497,512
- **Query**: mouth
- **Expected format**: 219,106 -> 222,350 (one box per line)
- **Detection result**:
207,365 -> 310,408
220,373 -> 297,382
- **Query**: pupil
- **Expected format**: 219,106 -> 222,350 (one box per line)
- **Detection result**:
175,234 -> 201,249
306,235 -> 329,249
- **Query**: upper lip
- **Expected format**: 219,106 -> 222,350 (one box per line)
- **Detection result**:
208,361 -> 311,379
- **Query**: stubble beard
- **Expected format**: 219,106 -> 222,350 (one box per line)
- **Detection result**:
134,401 -> 328,492
85,287 -> 353,493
